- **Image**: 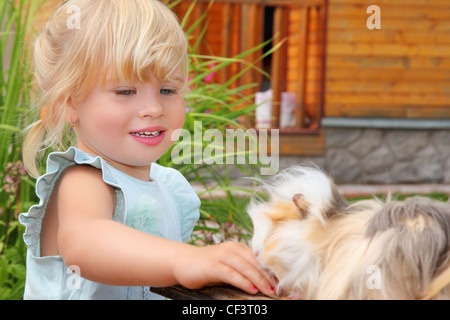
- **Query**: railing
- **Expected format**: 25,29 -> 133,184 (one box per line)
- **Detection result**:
172,0 -> 327,132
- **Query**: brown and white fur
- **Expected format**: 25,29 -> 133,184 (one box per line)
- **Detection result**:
247,165 -> 450,300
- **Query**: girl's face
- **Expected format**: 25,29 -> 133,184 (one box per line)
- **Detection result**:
69,73 -> 186,181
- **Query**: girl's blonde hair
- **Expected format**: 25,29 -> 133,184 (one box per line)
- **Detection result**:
23,0 -> 188,178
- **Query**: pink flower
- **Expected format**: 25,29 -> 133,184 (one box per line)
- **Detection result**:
204,63 -> 216,83
4,175 -> 14,184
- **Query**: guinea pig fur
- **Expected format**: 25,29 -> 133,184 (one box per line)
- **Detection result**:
247,165 -> 450,300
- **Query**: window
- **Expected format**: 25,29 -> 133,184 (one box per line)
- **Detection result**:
171,0 -> 327,133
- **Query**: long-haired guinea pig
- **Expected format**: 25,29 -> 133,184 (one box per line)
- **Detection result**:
247,165 -> 450,300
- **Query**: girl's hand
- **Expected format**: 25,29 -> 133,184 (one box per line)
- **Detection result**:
54,165 -> 277,295
173,241 -> 278,296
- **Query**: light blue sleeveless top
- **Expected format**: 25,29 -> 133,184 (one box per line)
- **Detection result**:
19,147 -> 200,300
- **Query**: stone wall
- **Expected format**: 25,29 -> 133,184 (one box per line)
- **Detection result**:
231,124 -> 450,184
323,128 -> 450,184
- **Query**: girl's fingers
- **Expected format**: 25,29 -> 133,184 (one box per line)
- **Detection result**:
240,244 -> 279,288
217,242 -> 277,296
214,263 -> 259,295
177,242 -> 278,296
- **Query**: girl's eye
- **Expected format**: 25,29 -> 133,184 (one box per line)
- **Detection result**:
115,88 -> 136,96
160,88 -> 177,95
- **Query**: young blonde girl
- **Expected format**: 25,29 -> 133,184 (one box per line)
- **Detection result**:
20,0 -> 275,300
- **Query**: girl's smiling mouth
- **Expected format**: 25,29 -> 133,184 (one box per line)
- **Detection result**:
130,126 -> 166,146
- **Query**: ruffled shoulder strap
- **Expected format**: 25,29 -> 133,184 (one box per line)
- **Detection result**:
19,147 -> 126,257
150,163 -> 200,242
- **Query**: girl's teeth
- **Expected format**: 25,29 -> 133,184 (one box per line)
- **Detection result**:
132,131 -> 161,137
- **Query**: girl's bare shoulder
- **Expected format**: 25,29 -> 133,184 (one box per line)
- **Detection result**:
57,164 -> 116,219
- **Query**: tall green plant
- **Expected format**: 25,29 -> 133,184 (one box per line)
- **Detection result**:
160,1 -> 281,241
0,0 -> 44,167
0,0 -> 45,300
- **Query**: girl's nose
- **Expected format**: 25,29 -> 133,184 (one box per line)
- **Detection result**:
138,99 -> 165,119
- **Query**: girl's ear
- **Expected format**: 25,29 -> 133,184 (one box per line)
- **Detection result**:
65,97 -> 79,125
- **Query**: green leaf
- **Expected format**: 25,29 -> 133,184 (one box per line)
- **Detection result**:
0,124 -> 21,133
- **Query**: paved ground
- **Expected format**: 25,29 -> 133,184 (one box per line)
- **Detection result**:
192,181 -> 450,199
336,184 -> 450,197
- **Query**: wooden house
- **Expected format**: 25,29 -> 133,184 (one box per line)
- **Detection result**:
172,0 -> 450,183
32,0 -> 450,183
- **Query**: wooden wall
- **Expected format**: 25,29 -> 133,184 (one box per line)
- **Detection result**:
174,0 -> 450,121
32,0 -> 450,121
286,5 -> 325,128
325,0 -> 450,119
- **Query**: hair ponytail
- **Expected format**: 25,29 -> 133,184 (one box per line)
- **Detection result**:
23,118 -> 47,178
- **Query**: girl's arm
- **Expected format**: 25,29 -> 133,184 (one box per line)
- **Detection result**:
56,165 -> 276,296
